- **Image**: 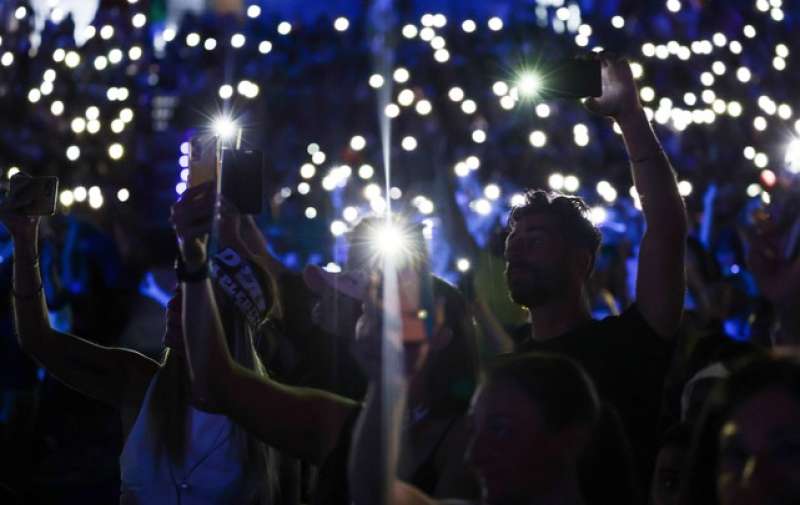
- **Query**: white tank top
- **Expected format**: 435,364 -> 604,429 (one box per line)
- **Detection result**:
119,371 -> 249,505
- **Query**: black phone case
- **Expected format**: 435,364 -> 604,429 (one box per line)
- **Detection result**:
8,176 -> 59,216
220,148 -> 264,214
541,60 -> 602,98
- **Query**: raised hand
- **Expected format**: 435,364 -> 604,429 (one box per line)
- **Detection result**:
0,173 -> 42,245
169,182 -> 215,266
583,53 -> 643,122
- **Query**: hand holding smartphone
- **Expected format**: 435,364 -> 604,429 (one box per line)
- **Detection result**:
0,173 -> 59,216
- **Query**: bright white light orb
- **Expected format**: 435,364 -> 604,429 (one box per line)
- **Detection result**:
461,99 -> 477,114
312,151 -> 326,165
369,74 -> 384,88
117,188 -> 130,202
331,220 -> 348,236
213,117 -> 237,139
462,19 -> 477,33
359,164 -> 374,179
50,100 -> 64,116
277,22 -> 292,35
132,13 -> 146,28
71,117 -> 87,133
518,72 -> 541,97
27,89 -> 41,103
65,51 -> 81,68
488,17 -> 504,31
59,190 -> 74,207
402,24 -> 418,38
108,143 -> 124,160
401,136 -> 418,151
535,103 -> 551,118
100,25 -> 114,40
415,99 -> 432,115
484,184 -> 501,200
384,103 -> 400,118
305,207 -> 317,219
393,67 -> 410,83
448,87 -> 464,102
398,89 -> 415,107
231,33 -> 246,48
564,175 -> 580,193
259,41 -> 273,54
548,173 -> 565,191
73,186 -> 87,202
529,130 -> 547,148
66,145 -> 80,161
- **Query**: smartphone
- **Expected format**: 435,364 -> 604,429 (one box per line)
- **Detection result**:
188,135 -> 218,188
1,176 -> 59,216
220,148 -> 264,215
541,59 -> 602,99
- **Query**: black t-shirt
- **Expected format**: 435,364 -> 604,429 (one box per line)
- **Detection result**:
514,304 -> 673,481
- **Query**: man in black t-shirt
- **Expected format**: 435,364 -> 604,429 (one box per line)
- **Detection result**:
505,55 -> 687,484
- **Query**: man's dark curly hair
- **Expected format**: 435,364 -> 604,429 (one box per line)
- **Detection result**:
508,189 -> 603,277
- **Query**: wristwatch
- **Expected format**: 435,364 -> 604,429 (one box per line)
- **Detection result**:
175,256 -> 209,283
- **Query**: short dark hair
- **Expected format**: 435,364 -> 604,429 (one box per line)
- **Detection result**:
508,189 -> 602,275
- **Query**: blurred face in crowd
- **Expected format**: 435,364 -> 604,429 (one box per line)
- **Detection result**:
466,380 -> 580,504
716,387 -> 800,505
651,443 -> 688,505
505,213 -> 587,308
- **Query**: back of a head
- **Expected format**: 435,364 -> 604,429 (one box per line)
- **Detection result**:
679,353 -> 800,505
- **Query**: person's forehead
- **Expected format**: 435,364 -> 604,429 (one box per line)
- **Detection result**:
510,213 -> 560,233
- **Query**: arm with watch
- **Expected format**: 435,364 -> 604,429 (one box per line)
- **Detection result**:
171,184 -> 359,464
585,53 -> 688,340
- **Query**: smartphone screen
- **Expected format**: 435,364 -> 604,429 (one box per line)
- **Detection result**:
542,59 -> 602,98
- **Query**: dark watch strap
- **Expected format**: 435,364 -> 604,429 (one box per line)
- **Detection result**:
175,256 -> 209,283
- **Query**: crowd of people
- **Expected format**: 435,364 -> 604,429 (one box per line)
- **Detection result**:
2,1 -> 800,505
2,45 -> 800,505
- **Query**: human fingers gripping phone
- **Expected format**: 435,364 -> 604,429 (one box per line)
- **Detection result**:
0,173 -> 59,216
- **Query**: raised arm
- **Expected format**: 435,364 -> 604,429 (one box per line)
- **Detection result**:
586,54 -> 688,338
349,269 -> 447,505
172,186 -> 357,464
3,212 -> 157,408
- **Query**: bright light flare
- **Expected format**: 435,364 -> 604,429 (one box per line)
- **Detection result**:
213,117 -> 237,139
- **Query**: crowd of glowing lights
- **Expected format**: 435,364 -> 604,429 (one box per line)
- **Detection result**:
2,0 -> 799,273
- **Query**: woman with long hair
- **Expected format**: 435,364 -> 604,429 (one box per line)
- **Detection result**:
4,181 -> 276,504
